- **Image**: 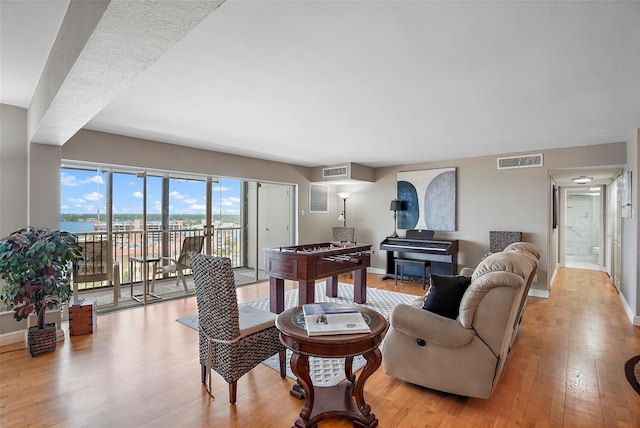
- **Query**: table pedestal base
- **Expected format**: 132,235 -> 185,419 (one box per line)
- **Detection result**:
290,351 -> 380,428
292,382 -> 378,428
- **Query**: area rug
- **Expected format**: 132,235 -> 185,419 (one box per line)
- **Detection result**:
624,355 -> 640,395
176,282 -> 417,387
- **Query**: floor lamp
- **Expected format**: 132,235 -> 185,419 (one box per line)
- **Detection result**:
390,199 -> 402,237
337,192 -> 350,227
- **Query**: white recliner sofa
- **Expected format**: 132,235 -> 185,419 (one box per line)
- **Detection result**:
381,243 -> 539,399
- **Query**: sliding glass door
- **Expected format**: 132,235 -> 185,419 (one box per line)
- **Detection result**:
61,164 -> 296,306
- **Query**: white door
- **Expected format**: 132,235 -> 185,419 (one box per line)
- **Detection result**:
258,183 -> 293,271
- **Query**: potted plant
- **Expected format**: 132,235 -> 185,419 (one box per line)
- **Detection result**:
0,227 -> 82,357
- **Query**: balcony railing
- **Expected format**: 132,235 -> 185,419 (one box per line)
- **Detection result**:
74,227 -> 244,294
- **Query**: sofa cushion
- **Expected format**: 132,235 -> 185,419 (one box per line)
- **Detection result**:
421,274 -> 472,319
471,251 -> 536,283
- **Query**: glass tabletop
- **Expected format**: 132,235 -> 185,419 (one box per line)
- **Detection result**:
291,307 -> 373,331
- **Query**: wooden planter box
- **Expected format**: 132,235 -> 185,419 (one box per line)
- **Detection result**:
69,299 -> 97,336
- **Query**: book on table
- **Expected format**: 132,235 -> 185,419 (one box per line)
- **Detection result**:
302,303 -> 371,336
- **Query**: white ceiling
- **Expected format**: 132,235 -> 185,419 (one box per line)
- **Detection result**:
1,1 -> 639,183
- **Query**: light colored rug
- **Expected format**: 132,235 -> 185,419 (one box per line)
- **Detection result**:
176,282 -> 417,386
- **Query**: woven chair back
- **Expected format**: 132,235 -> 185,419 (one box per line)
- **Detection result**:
189,253 -> 240,342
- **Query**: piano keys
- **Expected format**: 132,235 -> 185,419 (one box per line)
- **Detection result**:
379,230 -> 458,281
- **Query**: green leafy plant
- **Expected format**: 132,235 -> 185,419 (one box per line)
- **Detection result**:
0,227 -> 82,329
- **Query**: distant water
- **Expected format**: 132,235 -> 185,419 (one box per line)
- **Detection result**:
60,221 -> 95,233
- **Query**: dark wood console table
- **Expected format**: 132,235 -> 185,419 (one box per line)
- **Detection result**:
276,305 -> 387,428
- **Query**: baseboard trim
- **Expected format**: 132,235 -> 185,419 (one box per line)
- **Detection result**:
529,288 -> 550,299
619,292 -> 639,326
0,330 -> 25,346
0,327 -> 65,346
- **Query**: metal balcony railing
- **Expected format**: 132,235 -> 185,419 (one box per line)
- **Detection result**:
74,227 -> 244,293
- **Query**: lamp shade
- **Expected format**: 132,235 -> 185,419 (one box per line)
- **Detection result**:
390,199 -> 402,211
337,192 -> 351,200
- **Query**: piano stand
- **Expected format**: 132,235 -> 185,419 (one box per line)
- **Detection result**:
380,230 -> 458,281
395,258 -> 430,289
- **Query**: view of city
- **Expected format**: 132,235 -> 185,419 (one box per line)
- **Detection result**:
60,168 -> 243,232
59,168 -> 246,297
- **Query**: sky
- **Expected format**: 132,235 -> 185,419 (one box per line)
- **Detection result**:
60,168 -> 241,216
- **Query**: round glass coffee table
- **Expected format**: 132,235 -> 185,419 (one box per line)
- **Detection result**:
276,305 -> 387,428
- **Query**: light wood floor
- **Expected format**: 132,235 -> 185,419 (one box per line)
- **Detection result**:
1,268 -> 638,427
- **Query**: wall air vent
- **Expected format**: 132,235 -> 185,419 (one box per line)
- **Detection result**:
322,165 -> 348,178
497,153 -> 543,170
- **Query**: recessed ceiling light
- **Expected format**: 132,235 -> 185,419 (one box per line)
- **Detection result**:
572,176 -> 593,184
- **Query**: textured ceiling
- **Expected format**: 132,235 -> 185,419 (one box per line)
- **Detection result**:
1,0 -> 638,184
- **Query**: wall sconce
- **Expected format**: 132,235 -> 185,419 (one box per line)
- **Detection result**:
389,199 -> 402,237
337,192 -> 350,227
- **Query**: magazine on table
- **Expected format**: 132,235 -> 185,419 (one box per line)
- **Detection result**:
302,303 -> 371,336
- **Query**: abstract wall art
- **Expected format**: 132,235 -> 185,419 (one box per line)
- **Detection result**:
397,167 -> 456,231
309,183 -> 329,213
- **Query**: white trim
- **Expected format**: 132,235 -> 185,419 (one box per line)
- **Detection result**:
367,267 -> 386,275
0,327 -> 65,346
0,330 -> 25,346
619,292 -> 639,326
529,288 -> 550,299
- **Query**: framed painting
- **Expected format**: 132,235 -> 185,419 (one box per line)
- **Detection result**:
397,167 -> 456,231
309,183 -> 329,213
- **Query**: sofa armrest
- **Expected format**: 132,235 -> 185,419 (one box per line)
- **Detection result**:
460,267 -> 474,277
389,303 -> 475,348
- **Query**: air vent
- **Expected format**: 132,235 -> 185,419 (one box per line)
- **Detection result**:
497,153 -> 543,170
322,165 -> 348,178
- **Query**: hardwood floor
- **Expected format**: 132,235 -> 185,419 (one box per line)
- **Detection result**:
1,268 -> 638,427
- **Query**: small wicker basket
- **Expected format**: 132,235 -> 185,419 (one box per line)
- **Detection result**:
25,324 -> 57,357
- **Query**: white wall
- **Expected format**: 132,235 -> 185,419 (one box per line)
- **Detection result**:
30,143 -> 62,229
2,121 -> 636,323
620,131 -> 639,323
346,143 -> 626,297
0,105 -> 28,236
60,132 -> 630,298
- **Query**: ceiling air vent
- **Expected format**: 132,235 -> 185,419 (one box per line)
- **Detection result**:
497,153 -> 543,170
322,165 -> 348,178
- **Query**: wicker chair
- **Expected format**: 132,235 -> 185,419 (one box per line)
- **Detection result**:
74,240 -> 120,302
332,226 -> 355,243
188,253 -> 286,404
155,235 -> 204,293
489,231 -> 522,253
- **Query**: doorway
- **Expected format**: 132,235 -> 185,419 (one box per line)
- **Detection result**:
244,181 -> 295,283
563,186 -> 603,271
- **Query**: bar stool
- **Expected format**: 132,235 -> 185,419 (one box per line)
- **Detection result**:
394,258 -> 430,289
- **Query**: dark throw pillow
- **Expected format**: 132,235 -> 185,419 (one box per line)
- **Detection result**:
421,274 -> 472,319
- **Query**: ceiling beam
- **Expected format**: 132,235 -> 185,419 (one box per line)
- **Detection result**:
28,0 -> 224,146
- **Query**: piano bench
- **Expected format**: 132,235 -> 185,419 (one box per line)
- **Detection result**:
395,258 -> 430,289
